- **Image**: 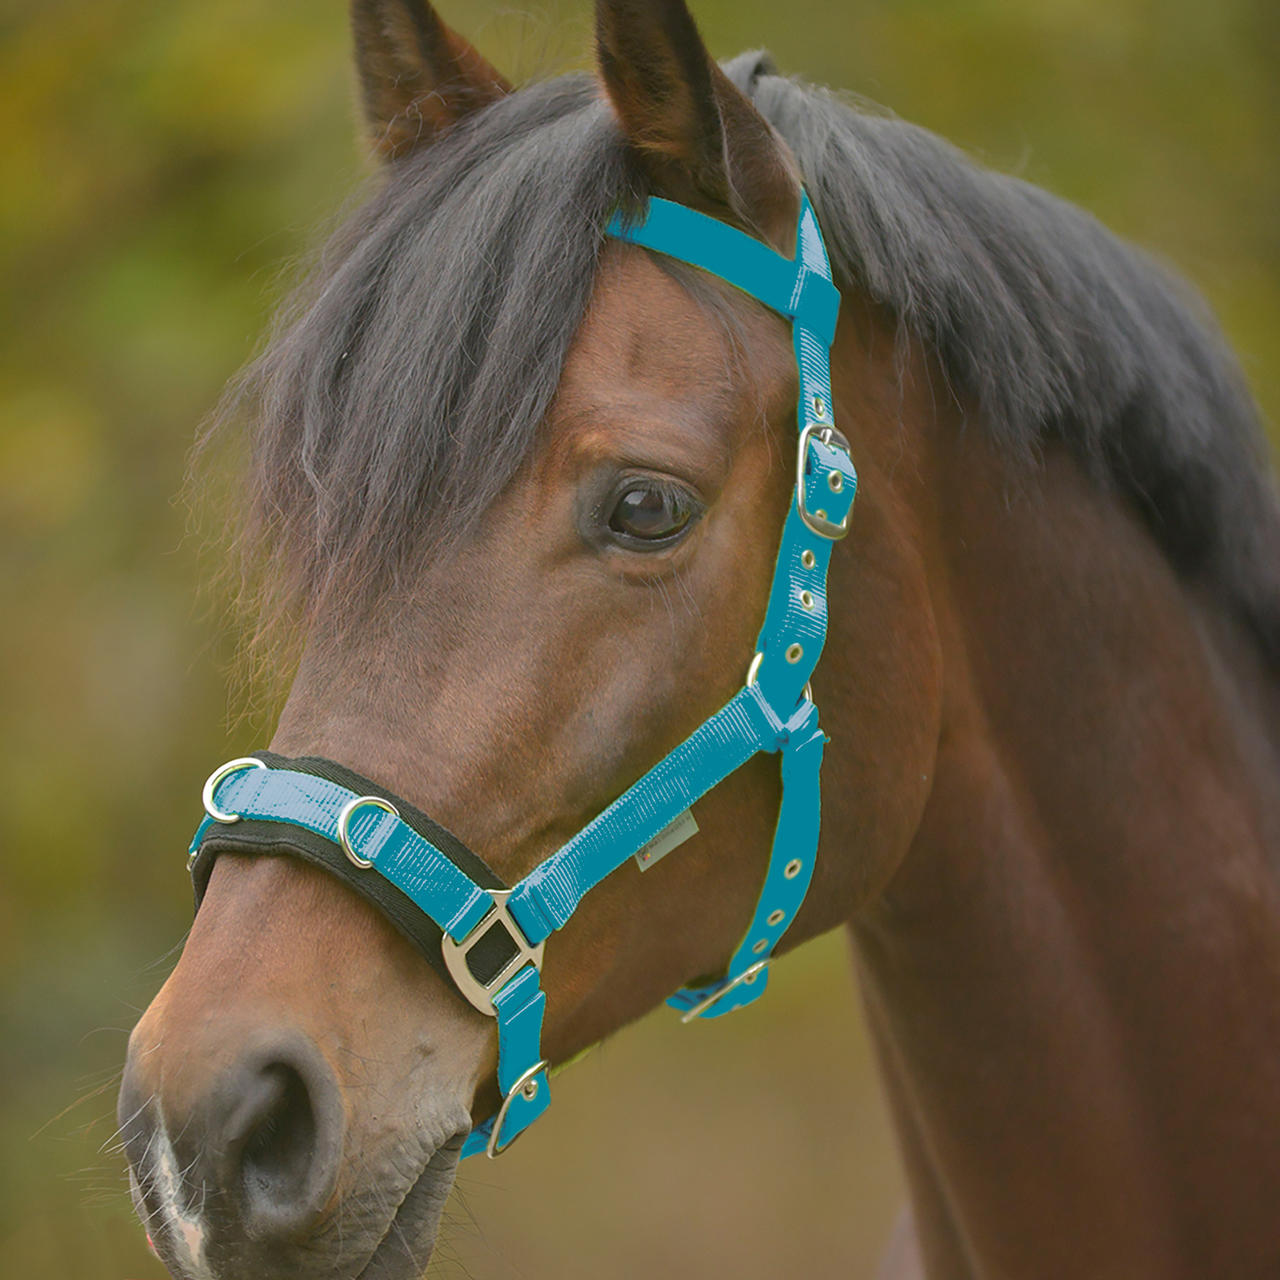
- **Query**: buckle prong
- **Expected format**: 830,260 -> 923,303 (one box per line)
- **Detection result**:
679,960 -> 769,1023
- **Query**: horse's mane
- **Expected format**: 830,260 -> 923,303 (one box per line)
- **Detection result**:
212,54 -> 1280,667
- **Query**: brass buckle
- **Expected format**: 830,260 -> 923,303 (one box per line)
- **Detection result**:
485,1058 -> 549,1158
796,420 -> 852,540
441,890 -> 545,1017
746,652 -> 812,705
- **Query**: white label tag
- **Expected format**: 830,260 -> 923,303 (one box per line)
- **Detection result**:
633,809 -> 699,871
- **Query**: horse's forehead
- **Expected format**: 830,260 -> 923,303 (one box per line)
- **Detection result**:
552,245 -> 792,421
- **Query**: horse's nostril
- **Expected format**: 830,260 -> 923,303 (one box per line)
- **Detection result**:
216,1037 -> 344,1239
240,1063 -> 317,1204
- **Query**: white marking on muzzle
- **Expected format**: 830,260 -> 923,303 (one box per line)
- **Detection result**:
151,1127 -> 216,1280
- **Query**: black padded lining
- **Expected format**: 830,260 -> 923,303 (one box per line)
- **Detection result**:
188,752 -> 506,987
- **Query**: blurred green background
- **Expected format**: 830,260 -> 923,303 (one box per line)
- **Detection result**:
1,1 -> 1275,1276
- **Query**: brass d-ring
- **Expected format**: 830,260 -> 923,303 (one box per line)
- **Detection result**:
201,757 -> 268,824
338,795 -> 399,869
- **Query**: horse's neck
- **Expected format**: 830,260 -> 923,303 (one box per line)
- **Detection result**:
846,430 -> 1280,1279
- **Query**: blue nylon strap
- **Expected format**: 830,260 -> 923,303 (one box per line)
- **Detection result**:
461,964 -> 550,1157
193,767 -> 496,938
751,433 -> 856,714
602,191 -> 851,1022
606,196 -> 839,346
188,187 -> 853,1160
611,195 -> 855,717
196,763 -> 555,1157
507,686 -> 778,945
666,701 -> 826,1018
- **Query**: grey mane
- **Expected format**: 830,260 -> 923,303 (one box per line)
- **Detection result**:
219,52 -> 1280,664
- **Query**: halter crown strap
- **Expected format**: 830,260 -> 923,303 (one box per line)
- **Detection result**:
188,188 -> 854,1159
605,197 -> 840,345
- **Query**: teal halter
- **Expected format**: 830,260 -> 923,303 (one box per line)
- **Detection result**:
187,189 -> 856,1158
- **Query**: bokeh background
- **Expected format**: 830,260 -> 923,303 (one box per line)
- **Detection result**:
2,1 -> 1275,1276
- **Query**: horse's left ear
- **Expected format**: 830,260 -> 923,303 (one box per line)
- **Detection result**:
596,0 -> 800,250
351,0 -> 511,161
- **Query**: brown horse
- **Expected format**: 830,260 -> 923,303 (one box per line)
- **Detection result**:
119,1 -> 1280,1277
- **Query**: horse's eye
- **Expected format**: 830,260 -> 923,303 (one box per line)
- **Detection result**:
607,480 -> 698,545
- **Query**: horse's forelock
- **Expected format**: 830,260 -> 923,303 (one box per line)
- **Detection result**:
201,55 -> 1280,679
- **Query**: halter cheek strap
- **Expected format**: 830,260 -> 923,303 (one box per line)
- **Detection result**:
187,190 -> 856,1159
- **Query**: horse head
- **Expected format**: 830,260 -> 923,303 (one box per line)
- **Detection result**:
118,3 -> 939,1276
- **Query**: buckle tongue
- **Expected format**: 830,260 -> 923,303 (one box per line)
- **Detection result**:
441,890 -> 544,1016
679,960 -> 769,1023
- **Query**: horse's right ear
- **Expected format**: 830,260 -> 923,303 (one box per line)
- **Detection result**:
351,0 -> 511,161
595,0 -> 799,251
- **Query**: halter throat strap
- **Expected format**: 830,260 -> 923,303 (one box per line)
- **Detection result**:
188,189 -> 855,1159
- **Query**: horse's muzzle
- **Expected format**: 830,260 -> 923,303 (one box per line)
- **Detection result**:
119,1027 -> 347,1276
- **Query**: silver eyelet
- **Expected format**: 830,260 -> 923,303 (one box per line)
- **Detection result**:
767,908 -> 785,926
799,590 -> 815,611
801,549 -> 816,569
784,859 -> 803,880
752,939 -> 769,955
785,643 -> 804,664
828,471 -> 844,492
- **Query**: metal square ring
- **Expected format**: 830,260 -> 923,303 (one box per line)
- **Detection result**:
441,890 -> 545,1017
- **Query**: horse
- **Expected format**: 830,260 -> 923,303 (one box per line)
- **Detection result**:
118,1 -> 1280,1277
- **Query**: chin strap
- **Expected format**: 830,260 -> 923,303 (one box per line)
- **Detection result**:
189,189 -> 855,1158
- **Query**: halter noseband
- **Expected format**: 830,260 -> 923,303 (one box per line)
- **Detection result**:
187,190 -> 856,1158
